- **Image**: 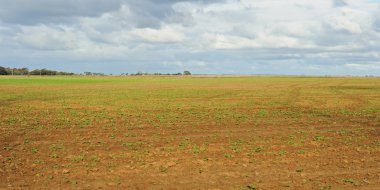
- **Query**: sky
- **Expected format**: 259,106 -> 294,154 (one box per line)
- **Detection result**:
0,0 -> 380,75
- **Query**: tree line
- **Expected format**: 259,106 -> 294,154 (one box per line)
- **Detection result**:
0,66 -> 191,76
0,66 -> 75,76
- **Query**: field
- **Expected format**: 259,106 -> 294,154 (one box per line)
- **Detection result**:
1,76 -> 380,189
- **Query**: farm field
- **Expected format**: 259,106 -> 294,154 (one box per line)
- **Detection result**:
1,76 -> 380,189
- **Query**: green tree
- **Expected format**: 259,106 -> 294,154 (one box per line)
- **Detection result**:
0,66 -> 9,75
183,70 -> 191,75
29,69 -> 41,75
20,68 -> 29,75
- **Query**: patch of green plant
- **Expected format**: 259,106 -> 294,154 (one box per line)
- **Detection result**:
298,150 -> 305,154
257,109 -> 268,117
191,144 -> 207,154
122,141 -> 145,150
50,153 -> 58,158
279,150 -> 287,156
247,183 -> 257,190
50,144 -> 65,151
159,165 -> 168,173
314,135 -> 326,141
253,147 -> 263,153
295,167 -> 304,172
31,148 -> 39,154
71,153 -> 85,163
178,140 -> 190,150
342,179 -> 359,186
125,133 -> 137,137
90,155 -> 100,162
230,139 -> 245,152
287,140 -> 295,145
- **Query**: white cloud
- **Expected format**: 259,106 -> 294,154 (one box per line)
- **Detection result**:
344,62 -> 380,70
129,25 -> 185,43
200,33 -> 255,49
325,7 -> 369,34
172,0 -> 375,49
14,25 -> 82,50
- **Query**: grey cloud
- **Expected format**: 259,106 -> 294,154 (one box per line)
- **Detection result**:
333,0 -> 347,7
0,0 -> 222,26
0,0 -> 123,24
123,0 -> 222,28
373,11 -> 380,32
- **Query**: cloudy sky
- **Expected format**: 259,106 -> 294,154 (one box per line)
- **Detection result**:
0,0 -> 380,75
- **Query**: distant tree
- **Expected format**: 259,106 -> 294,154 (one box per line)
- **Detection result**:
57,71 -> 74,75
1,67 -> 75,76
29,69 -> 41,75
29,69 -> 57,75
20,68 -> 29,75
183,71 -> 191,75
0,66 -> 9,75
5,67 -> 13,75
